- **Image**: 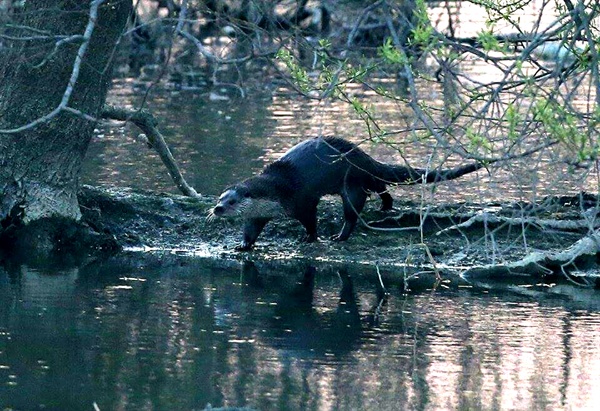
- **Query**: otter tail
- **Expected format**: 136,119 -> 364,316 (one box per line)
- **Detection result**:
322,136 -> 489,186
372,160 -> 487,185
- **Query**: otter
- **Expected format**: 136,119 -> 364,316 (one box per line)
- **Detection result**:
211,136 -> 487,250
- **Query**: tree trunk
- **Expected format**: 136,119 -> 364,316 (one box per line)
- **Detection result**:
0,0 -> 131,255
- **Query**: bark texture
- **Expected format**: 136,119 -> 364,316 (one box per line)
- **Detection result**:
0,1 -> 131,225
0,1 -> 131,257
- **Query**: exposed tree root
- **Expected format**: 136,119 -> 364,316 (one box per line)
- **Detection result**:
436,209 -> 600,235
462,230 -> 600,287
364,196 -> 600,287
0,216 -> 119,266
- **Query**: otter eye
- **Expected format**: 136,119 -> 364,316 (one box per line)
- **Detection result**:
228,199 -> 236,205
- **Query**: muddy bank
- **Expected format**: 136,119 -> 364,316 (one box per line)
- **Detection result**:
79,185 -> 600,287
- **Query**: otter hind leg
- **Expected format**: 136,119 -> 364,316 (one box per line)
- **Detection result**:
372,180 -> 393,211
236,217 -> 271,251
333,186 -> 368,242
378,191 -> 393,211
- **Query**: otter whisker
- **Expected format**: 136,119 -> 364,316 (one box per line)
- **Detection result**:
206,211 -> 216,223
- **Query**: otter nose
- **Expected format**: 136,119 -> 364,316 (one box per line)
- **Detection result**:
213,205 -> 224,215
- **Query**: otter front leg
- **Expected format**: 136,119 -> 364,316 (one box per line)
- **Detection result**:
236,218 -> 271,251
295,202 -> 318,243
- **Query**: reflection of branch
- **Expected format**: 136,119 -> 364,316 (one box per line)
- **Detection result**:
174,0 -> 279,96
101,105 -> 200,198
176,0 -> 249,65
209,64 -> 246,98
175,0 -> 278,66
346,0 -> 384,47
177,26 -> 258,65
0,0 -> 104,135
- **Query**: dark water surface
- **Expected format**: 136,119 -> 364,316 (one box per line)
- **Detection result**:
0,258 -> 598,411
72,3 -> 600,409
76,78 -> 600,410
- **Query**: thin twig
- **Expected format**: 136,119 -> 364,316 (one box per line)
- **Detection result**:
0,0 -> 104,135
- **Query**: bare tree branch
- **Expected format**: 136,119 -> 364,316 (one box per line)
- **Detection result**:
100,105 -> 200,198
0,0 -> 104,135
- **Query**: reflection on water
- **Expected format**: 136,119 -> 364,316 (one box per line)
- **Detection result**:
84,69 -> 597,204
0,258 -> 598,411
81,0 -> 598,203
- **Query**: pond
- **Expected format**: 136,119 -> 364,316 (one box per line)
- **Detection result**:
68,2 -> 600,410
83,71 -> 597,206
81,0 -> 599,205
0,257 -> 598,411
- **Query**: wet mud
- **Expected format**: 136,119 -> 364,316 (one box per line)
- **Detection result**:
79,185 -> 600,288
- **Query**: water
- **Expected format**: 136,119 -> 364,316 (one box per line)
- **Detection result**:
0,258 -> 598,411
70,2 -> 600,409
84,67 -> 598,206
81,0 -> 599,204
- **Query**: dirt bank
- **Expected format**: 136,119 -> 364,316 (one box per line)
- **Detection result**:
79,185 -> 600,287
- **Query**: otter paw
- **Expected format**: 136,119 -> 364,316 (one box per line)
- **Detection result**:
234,243 -> 253,252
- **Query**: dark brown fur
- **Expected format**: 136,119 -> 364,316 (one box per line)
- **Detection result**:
212,136 -> 487,250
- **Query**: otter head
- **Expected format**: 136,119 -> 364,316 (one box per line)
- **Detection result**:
209,181 -> 285,221
210,185 -> 251,220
